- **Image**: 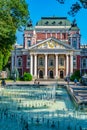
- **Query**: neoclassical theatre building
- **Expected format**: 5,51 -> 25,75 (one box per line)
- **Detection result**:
11,16 -> 81,79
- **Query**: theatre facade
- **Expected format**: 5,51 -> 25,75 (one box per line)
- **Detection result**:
11,16 -> 81,79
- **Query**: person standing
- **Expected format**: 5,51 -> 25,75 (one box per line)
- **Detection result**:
67,77 -> 70,85
74,78 -> 77,85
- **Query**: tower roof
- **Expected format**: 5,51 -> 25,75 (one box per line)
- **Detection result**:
25,19 -> 34,31
36,16 -> 71,26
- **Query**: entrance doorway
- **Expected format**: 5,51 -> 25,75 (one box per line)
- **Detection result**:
50,70 -> 54,78
60,71 -> 64,78
39,70 -> 43,78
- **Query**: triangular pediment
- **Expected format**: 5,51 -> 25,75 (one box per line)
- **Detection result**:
29,37 -> 74,50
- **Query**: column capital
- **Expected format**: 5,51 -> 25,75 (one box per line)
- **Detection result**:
34,53 -> 37,56
30,53 -> 33,56
70,54 -> 73,56
66,54 -> 69,56
44,53 -> 48,56
55,54 -> 58,56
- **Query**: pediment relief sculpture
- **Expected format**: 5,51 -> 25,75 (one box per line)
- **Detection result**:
37,41 -> 66,49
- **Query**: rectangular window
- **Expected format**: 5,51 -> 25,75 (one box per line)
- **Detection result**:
62,33 -> 66,39
27,40 -> 31,47
50,59 -> 54,66
27,56 -> 30,68
39,57 -> 44,66
73,56 -> 76,68
27,61 -> 30,67
59,58 -> 64,66
83,59 -> 86,68
72,39 -> 77,49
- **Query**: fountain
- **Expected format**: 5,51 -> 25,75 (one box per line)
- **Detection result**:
0,83 -> 87,130
51,84 -> 56,100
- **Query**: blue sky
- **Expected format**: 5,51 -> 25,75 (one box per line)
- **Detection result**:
16,0 -> 87,45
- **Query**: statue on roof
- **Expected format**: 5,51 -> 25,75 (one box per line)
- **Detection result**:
56,0 -> 65,4
27,19 -> 32,27
71,19 -> 77,27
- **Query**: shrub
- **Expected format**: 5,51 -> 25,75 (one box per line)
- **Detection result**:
70,70 -> 81,81
23,72 -> 32,81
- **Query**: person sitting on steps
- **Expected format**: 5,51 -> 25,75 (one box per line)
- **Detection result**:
1,79 -> 6,87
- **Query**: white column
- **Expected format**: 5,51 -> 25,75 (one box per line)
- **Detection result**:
34,54 -> 37,78
66,54 -> 69,76
55,54 -> 58,79
45,54 -> 47,79
30,54 -> 33,75
70,54 -> 73,74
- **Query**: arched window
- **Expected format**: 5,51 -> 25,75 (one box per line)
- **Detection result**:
83,58 -> 86,68
18,57 -> 22,67
49,70 -> 54,78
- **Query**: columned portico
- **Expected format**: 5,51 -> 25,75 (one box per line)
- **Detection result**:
28,38 -> 75,79
30,52 -> 73,79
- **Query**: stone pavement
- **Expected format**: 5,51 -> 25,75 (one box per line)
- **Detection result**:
5,80 -> 70,86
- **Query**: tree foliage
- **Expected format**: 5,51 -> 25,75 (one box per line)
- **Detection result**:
56,0 -> 87,16
0,0 -> 29,70
0,52 -> 4,70
23,72 -> 32,81
70,70 -> 81,81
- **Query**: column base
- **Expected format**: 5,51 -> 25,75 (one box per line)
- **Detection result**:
34,75 -> 37,79
44,75 -> 47,79
55,75 -> 59,79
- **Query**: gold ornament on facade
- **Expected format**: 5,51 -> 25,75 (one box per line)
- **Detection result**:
59,66 -> 65,69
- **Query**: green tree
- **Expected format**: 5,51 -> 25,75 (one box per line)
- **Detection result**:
70,70 -> 81,81
56,0 -> 87,16
23,72 -> 32,81
0,52 -> 4,70
0,0 -> 29,70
